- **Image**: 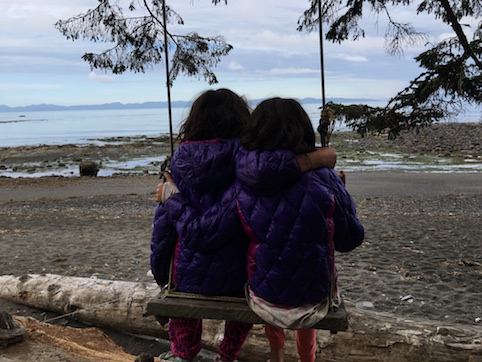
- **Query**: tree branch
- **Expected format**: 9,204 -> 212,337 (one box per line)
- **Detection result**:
439,0 -> 482,69
142,0 -> 178,46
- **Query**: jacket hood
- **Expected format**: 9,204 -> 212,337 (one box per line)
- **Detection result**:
171,138 -> 238,207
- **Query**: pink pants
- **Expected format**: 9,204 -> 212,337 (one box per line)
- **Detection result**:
168,317 -> 252,361
265,324 -> 316,362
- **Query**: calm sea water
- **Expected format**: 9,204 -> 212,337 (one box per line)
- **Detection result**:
1,104 -> 335,147
0,103 -> 480,148
0,107 -> 190,148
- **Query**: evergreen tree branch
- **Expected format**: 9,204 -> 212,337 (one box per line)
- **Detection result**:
438,0 -> 482,69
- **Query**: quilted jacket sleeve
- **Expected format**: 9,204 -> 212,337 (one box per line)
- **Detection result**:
150,203 -> 178,286
162,191 -> 243,252
328,170 -> 365,252
236,147 -> 301,192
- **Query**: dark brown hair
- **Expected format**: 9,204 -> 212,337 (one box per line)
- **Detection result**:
241,97 -> 315,154
178,89 -> 250,142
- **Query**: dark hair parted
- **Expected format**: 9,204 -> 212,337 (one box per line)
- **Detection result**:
178,88 -> 251,142
241,98 -> 315,154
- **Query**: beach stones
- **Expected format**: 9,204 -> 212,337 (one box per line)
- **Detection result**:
79,161 -> 99,176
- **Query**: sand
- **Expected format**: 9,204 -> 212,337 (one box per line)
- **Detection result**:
0,172 -> 481,360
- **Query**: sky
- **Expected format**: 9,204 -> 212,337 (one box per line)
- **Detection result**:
0,0 -> 478,107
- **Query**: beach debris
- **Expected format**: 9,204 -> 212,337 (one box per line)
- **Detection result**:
0,310 -> 26,348
475,317 -> 481,323
135,352 -> 154,362
79,161 -> 99,176
400,295 -> 414,303
461,259 -> 481,267
11,316 -> 136,361
356,301 -> 375,310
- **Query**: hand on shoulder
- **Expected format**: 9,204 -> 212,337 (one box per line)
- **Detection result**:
155,172 -> 179,203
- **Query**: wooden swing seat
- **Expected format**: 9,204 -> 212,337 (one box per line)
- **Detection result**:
146,290 -> 348,332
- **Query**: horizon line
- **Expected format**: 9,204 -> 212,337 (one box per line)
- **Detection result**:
0,97 -> 384,112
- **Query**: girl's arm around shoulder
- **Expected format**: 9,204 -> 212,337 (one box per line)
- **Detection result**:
300,147 -> 337,171
235,146 -> 337,192
235,146 -> 300,191
328,170 -> 365,253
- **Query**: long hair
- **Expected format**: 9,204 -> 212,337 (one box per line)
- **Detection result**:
241,98 -> 315,154
178,89 -> 250,142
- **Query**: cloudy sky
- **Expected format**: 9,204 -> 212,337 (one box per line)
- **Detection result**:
0,0 -> 476,107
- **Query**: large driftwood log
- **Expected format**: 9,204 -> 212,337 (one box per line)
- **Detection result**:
0,274 -> 247,357
311,302 -> 482,362
0,274 -> 481,361
0,274 -> 166,339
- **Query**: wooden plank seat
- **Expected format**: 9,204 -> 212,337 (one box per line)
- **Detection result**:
146,290 -> 348,332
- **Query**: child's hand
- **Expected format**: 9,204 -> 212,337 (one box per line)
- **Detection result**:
339,170 -> 346,185
155,172 -> 177,203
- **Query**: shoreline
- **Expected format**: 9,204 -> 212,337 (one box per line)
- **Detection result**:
1,122 -> 481,177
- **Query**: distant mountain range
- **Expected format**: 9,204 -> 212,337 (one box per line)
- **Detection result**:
0,97 -> 378,113
0,101 -> 190,113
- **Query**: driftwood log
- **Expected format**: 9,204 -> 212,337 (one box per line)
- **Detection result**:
0,274 -> 481,361
0,274 -> 165,339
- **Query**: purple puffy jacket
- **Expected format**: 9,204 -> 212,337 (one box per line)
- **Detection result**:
150,138 -> 301,297
236,146 -> 364,306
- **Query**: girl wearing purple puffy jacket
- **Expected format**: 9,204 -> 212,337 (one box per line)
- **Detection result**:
236,98 -> 364,362
151,89 -> 337,362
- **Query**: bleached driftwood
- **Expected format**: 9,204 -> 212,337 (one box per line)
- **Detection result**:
0,273 -> 166,339
310,302 -> 482,362
0,274 -> 481,362
0,273 -> 251,357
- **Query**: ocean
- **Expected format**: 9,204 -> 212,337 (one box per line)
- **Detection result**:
0,107 -> 190,148
0,102 -> 480,148
1,103 -> 347,147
